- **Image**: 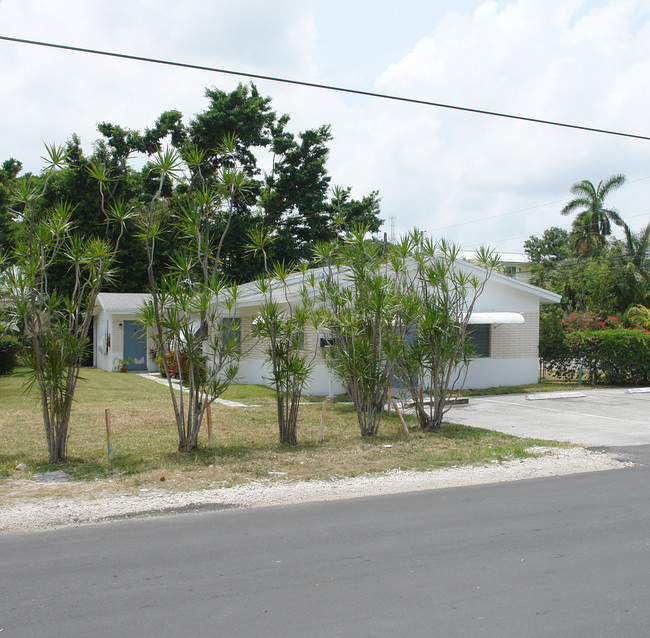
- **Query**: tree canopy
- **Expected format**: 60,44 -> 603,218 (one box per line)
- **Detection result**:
527,174 -> 650,316
560,175 -> 626,256
0,83 -> 383,289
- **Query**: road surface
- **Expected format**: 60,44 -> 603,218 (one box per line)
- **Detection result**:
2,446 -> 649,637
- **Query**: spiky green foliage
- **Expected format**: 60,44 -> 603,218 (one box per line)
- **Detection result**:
3,146 -> 120,462
313,226 -> 400,437
248,235 -> 317,444
140,142 -> 246,452
391,234 -> 500,430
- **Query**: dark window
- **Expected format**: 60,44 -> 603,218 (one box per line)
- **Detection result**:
466,324 -> 490,358
320,334 -> 336,348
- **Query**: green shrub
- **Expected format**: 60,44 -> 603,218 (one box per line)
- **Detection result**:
545,329 -> 650,385
0,334 -> 20,376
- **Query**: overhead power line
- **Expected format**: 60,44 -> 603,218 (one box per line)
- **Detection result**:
2,34 -> 650,142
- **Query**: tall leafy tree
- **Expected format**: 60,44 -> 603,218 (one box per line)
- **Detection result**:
0,158 -> 23,255
139,143 -> 246,452
4,145 -> 127,463
327,186 -> 382,234
187,84 -> 277,177
262,125 -> 334,263
392,234 -> 499,431
313,227 -> 399,437
5,83 -> 383,290
611,221 -> 650,310
561,175 -> 626,255
524,227 -> 572,265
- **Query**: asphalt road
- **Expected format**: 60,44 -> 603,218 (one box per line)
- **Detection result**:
2,447 -> 650,637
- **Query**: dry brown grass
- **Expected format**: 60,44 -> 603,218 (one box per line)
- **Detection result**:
0,368 -> 561,501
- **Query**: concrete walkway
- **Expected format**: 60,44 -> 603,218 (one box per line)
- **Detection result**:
135,372 -> 257,407
443,387 -> 650,447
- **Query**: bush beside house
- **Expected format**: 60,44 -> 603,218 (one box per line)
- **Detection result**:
0,334 -> 20,376
541,309 -> 650,384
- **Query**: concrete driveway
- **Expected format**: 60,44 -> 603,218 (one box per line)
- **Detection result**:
443,387 -> 650,447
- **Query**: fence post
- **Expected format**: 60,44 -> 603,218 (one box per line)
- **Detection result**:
105,408 -> 113,461
207,403 -> 213,450
318,398 -> 328,444
392,401 -> 410,435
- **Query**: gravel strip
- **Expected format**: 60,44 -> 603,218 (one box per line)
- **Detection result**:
0,447 -> 634,533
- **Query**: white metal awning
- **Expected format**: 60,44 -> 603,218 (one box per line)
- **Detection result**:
467,312 -> 525,324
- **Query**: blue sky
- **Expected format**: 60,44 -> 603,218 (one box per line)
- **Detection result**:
1,0 -> 649,253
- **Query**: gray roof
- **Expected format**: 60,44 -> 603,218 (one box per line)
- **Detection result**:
95,293 -> 151,314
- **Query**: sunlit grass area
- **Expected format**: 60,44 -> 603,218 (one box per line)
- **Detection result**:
0,368 -> 563,498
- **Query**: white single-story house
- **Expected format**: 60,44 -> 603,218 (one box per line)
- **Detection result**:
92,262 -> 560,393
223,262 -> 561,395
93,293 -> 157,372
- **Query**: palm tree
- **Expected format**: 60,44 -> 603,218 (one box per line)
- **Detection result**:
611,221 -> 650,310
561,175 -> 626,255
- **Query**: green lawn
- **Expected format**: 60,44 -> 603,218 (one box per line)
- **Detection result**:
0,368 -> 565,496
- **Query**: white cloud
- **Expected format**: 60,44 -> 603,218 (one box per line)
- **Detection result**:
2,0 -> 650,252
327,0 -> 650,249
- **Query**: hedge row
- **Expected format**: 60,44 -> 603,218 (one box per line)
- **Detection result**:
543,329 -> 650,385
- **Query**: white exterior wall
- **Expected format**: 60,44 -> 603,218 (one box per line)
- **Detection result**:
94,311 -> 113,372
216,267 -> 555,395
459,277 -> 542,389
236,357 -> 346,397
234,310 -> 346,396
94,311 -> 157,372
464,314 -> 540,389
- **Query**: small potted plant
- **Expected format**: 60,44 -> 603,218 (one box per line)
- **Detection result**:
114,357 -> 133,373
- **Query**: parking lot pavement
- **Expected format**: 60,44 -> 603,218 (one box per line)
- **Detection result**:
443,387 -> 650,447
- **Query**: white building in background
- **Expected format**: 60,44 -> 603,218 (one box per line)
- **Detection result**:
220,261 -> 560,395
92,260 -> 560,394
460,251 -> 535,283
93,293 -> 156,373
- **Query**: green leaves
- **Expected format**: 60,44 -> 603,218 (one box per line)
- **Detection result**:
561,174 -> 627,256
149,147 -> 184,185
41,143 -> 69,175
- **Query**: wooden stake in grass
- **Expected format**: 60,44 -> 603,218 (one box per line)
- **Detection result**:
318,398 -> 328,444
207,403 -> 213,450
392,401 -> 410,435
105,408 -> 113,461
387,387 -> 391,415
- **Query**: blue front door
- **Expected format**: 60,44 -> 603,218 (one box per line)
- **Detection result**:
123,320 -> 147,371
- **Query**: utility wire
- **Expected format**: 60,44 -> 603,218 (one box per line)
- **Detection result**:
2,35 -> 650,142
431,176 -> 650,234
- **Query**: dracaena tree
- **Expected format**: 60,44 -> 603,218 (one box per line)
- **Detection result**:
313,226 -> 400,437
3,144 -> 129,463
391,233 -> 499,430
139,138 -> 248,452
247,227 -> 317,445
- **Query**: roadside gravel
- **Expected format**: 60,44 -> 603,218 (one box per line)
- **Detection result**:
0,447 -> 633,533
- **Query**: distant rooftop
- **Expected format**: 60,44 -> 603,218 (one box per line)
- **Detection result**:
95,292 -> 151,313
